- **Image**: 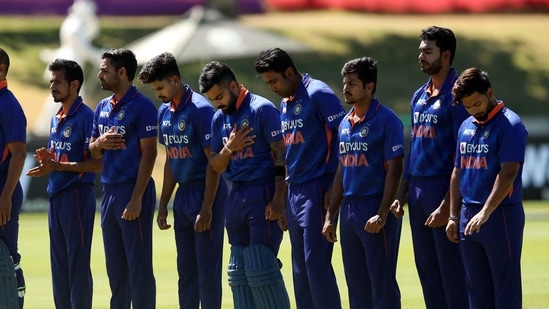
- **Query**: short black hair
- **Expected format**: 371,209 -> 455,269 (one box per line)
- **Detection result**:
0,47 -> 10,75
198,61 -> 237,93
48,58 -> 84,93
138,52 -> 180,84
254,47 -> 298,76
101,48 -> 138,81
420,26 -> 457,64
341,57 -> 378,94
452,67 -> 492,103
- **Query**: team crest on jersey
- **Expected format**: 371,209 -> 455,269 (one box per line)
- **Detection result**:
432,100 -> 441,109
63,126 -> 72,138
482,129 -> 490,139
241,119 -> 250,128
359,126 -> 369,137
117,110 -> 125,121
294,104 -> 302,115
178,120 -> 186,131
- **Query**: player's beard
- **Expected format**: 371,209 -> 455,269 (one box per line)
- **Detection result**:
220,91 -> 238,115
99,75 -> 119,92
51,92 -> 67,103
420,57 -> 443,75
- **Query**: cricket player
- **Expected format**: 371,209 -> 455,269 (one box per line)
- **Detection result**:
138,52 -> 227,309
26,59 -> 101,309
199,60 -> 290,309
447,67 -> 528,309
89,48 -> 158,309
255,47 -> 345,309
0,47 -> 26,309
323,57 -> 404,309
391,26 -> 469,309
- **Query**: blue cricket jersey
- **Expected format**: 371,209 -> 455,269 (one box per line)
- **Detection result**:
0,80 -> 27,172
281,74 -> 345,184
210,86 -> 282,183
455,102 -> 527,205
158,85 -> 213,184
47,97 -> 96,195
338,99 -> 404,197
405,68 -> 469,179
91,86 -> 158,184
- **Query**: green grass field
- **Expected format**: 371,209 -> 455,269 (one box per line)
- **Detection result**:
18,201 -> 549,308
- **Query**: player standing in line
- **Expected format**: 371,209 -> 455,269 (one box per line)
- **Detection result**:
323,57 -> 404,309
254,47 -> 344,309
0,47 -> 27,308
26,59 -> 101,309
138,52 -> 228,309
447,67 -> 527,309
89,48 -> 158,309
390,26 -> 469,309
198,60 -> 290,309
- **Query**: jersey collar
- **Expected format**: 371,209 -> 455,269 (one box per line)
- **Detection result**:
56,96 -> 84,120
284,73 -> 311,103
0,79 -> 7,90
425,68 -> 457,97
348,98 -> 381,126
171,84 -> 192,112
473,101 -> 505,125
235,85 -> 249,111
109,86 -> 138,107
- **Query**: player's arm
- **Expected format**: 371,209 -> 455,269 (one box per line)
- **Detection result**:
265,139 -> 286,221
446,167 -> 462,243
27,147 -> 101,177
121,136 -> 157,220
51,156 -> 102,173
391,170 -> 409,219
425,190 -> 451,228
365,156 -> 403,233
463,162 -> 521,236
323,163 -> 343,243
195,146 -> 221,232
157,155 -> 176,230
0,141 -> 26,225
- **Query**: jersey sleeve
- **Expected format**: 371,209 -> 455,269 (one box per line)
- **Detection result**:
195,105 -> 214,149
91,102 -> 103,139
258,102 -> 282,143
451,102 -> 470,140
498,114 -> 528,163
82,106 -> 94,152
136,98 -> 158,139
383,111 -> 405,161
1,98 -> 27,143
312,90 -> 345,130
157,104 -> 168,146
210,112 -> 224,153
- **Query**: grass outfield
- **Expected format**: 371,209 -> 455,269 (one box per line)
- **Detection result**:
18,201 -> 549,308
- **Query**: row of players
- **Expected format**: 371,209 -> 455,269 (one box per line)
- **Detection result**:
0,25 -> 527,309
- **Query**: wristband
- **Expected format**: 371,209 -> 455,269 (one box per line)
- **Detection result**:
448,215 -> 459,222
224,144 -> 233,153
